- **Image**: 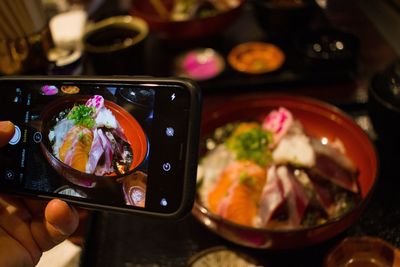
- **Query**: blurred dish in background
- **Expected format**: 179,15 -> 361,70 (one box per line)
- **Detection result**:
187,246 -> 260,267
295,29 -> 359,71
251,0 -> 315,42
228,42 -> 285,74
166,0 -> 241,21
47,9 -> 87,75
49,9 -> 87,50
41,85 -> 59,96
82,15 -> 149,75
369,59 -> 400,153
0,0 -> 52,75
130,0 -> 246,40
324,236 -> 400,267
174,48 -> 225,81
47,48 -> 83,75
61,85 -> 80,94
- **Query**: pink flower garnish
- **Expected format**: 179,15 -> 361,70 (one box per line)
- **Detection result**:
262,107 -> 293,145
86,95 -> 104,110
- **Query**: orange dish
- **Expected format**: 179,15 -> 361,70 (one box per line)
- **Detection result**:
61,85 -> 80,94
228,42 -> 285,74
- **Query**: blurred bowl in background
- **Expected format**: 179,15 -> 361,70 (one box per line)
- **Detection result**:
295,29 -> 360,71
130,0 -> 247,41
0,26 -> 53,75
227,41 -> 285,74
324,236 -> 400,267
369,59 -> 400,152
192,94 -> 378,249
251,0 -> 315,42
82,15 -> 148,75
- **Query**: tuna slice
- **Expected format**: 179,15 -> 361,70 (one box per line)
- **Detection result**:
309,138 -> 358,193
309,178 -> 335,216
277,166 -> 310,228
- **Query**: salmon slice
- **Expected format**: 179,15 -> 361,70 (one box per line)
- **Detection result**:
220,182 -> 258,227
207,169 -> 233,213
59,126 -> 93,172
207,160 -> 267,219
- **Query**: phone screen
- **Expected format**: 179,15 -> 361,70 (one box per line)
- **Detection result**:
0,77 -> 200,217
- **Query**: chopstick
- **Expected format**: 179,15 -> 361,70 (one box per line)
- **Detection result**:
0,10 -> 18,40
0,0 -> 24,38
4,0 -> 34,36
21,0 -> 46,33
17,0 -> 37,34
0,0 -> 46,40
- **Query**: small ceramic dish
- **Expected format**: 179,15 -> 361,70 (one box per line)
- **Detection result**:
324,236 -> 400,267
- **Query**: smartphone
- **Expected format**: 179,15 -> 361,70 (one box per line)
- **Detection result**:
0,76 -> 201,219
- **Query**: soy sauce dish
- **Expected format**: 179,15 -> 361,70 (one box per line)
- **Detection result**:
193,95 -> 378,249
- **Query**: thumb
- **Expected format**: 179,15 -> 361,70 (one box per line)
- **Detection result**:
0,121 -> 15,147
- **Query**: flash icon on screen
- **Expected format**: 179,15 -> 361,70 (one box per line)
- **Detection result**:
171,93 -> 176,101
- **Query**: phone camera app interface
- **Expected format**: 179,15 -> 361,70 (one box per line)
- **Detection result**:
0,83 -> 156,209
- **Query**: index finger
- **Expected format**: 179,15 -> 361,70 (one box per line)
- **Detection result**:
0,121 -> 15,147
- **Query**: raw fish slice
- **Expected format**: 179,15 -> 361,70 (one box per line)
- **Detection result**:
96,128 -> 114,175
70,129 -> 93,172
49,118 -> 74,158
113,126 -> 129,143
207,160 -> 266,213
59,125 -> 91,161
256,165 -> 285,227
86,129 -> 104,174
59,125 -> 81,162
292,169 -> 335,217
272,133 -> 315,168
308,178 -> 335,216
218,181 -> 259,227
199,144 -> 235,206
105,130 -> 133,174
309,154 -> 358,193
277,166 -> 310,228
59,125 -> 93,173
310,138 -> 357,174
207,162 -> 241,213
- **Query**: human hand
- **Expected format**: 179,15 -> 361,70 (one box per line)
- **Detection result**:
0,121 -> 79,267
0,121 -> 15,147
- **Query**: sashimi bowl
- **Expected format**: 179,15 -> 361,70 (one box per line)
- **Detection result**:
40,95 -> 148,188
193,94 -> 378,249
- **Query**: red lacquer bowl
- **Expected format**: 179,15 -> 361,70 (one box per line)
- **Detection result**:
40,95 -> 148,188
192,94 -> 378,249
130,0 -> 246,41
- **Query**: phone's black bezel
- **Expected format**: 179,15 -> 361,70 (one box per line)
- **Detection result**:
0,76 -> 202,219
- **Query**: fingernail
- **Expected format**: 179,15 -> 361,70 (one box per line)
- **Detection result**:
0,121 -> 14,130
